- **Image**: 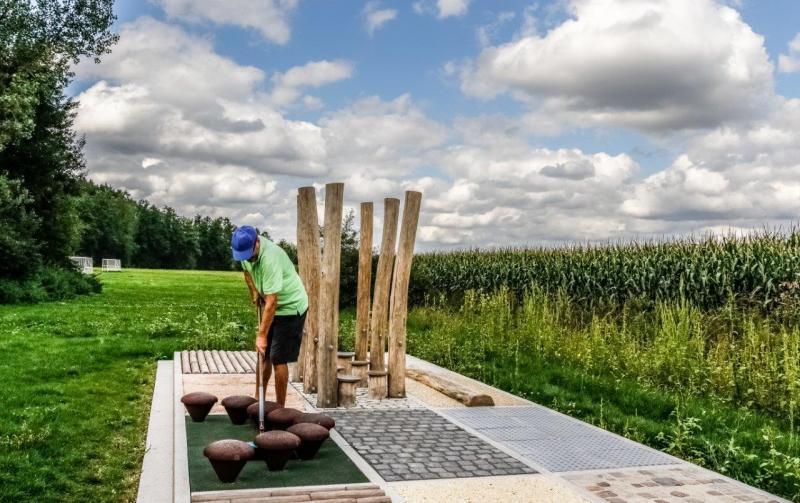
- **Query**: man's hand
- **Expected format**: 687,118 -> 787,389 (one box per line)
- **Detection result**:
252,292 -> 261,305
255,334 -> 267,355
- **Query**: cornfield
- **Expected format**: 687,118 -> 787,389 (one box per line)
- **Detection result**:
410,228 -> 800,311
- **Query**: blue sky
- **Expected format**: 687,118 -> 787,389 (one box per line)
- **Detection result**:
72,0 -> 800,248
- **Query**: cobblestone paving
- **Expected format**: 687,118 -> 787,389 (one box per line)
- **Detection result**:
564,465 -> 788,503
291,383 -> 424,410
442,406 -> 674,472
327,409 -> 537,482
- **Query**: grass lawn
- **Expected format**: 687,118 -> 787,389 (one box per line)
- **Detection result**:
0,269 -> 254,502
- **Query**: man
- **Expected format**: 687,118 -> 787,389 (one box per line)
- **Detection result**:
231,225 -> 308,406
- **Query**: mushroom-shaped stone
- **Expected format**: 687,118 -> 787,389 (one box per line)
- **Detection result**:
181,392 -> 218,422
293,412 -> 335,430
254,431 -> 301,471
203,439 -> 254,482
267,407 -> 302,430
287,423 -> 329,460
221,395 -> 257,425
246,401 -> 282,429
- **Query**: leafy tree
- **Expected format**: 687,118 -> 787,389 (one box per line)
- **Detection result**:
74,182 -> 137,264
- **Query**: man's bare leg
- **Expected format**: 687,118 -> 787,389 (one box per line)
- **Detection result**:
274,363 -> 289,406
262,358 -> 272,392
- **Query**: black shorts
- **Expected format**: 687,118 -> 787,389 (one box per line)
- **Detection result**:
267,309 -> 307,365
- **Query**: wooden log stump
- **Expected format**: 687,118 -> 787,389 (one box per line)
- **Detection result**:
297,187 -> 322,394
367,370 -> 388,400
337,375 -> 360,408
355,202 -> 374,362
351,360 -> 369,388
388,191 -> 422,398
317,183 -> 344,408
369,198 -> 399,372
337,351 -> 355,374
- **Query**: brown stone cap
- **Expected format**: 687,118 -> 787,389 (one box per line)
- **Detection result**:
367,370 -> 388,377
337,351 -> 355,358
287,423 -> 329,442
203,439 -> 254,461
247,401 -> 281,418
293,413 -> 335,430
254,430 -> 300,450
337,374 -> 361,383
221,395 -> 257,408
351,360 -> 369,366
181,391 -> 218,405
267,407 -> 303,423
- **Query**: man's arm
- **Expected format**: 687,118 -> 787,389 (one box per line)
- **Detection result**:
243,271 -> 260,304
256,293 -> 278,355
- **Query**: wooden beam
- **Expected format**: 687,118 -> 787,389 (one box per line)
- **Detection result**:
316,182 -> 344,408
291,195 -> 305,383
355,202 -> 374,362
297,187 -> 322,394
387,191 -> 422,398
406,367 -> 494,407
368,198 -> 400,372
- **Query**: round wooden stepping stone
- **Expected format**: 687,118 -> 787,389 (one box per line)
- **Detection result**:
203,439 -> 254,482
267,407 -> 302,430
221,395 -> 257,425
287,423 -> 329,460
293,412 -> 335,430
246,401 -> 282,428
181,392 -> 217,422
254,431 -> 301,471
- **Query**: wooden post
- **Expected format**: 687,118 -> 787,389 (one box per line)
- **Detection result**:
354,202 -> 374,362
291,195 -> 305,383
316,182 -> 344,408
387,191 -> 422,398
368,198 -> 400,372
337,375 -> 360,408
297,187 -> 322,394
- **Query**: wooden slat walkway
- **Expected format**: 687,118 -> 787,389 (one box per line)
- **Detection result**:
179,351 -> 256,374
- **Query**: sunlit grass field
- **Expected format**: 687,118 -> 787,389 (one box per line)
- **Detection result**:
1,269 -> 798,501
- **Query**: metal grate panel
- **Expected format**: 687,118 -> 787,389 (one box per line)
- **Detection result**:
441,406 -> 674,472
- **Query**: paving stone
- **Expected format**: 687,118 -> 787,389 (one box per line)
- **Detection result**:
327,409 -> 535,482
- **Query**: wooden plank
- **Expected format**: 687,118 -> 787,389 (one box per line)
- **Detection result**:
368,198 -> 399,371
317,182 -> 344,408
188,350 -> 200,374
355,202 -> 373,362
388,191 -> 422,398
405,367 -> 494,407
226,351 -> 246,373
244,351 -> 257,368
204,351 -> 219,373
196,350 -> 210,374
180,351 -> 190,373
232,351 -> 253,372
210,350 -> 226,374
298,186 -> 322,394
218,351 -> 236,374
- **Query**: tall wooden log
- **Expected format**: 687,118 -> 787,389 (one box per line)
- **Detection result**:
368,198 -> 400,372
387,191 -> 422,398
291,195 -> 305,383
316,182 -> 344,408
355,202 -> 374,362
297,187 -> 322,394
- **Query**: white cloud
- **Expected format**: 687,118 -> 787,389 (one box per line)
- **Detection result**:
621,99 -> 800,226
462,0 -> 775,132
153,0 -> 298,44
412,0 -> 470,19
778,33 -> 800,73
363,2 -> 398,35
437,0 -> 470,18
269,60 -> 354,108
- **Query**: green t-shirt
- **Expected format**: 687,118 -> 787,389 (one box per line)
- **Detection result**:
241,236 -> 308,316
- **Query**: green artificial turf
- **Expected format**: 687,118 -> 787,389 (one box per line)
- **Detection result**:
186,416 -> 368,492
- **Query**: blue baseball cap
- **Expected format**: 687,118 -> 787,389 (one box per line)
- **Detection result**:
231,225 -> 258,261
